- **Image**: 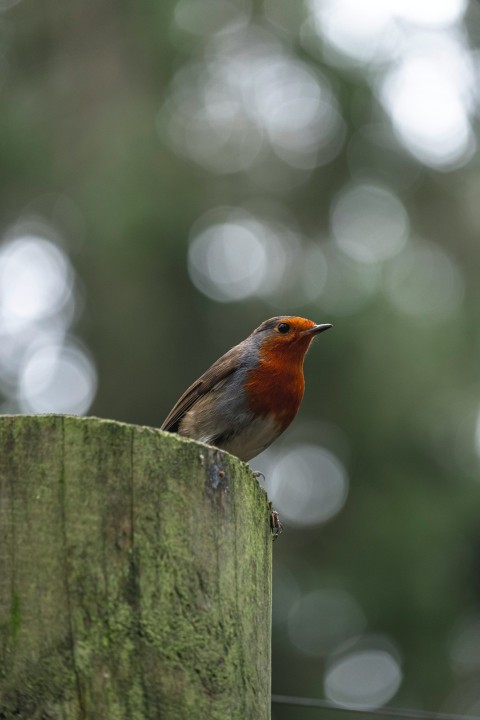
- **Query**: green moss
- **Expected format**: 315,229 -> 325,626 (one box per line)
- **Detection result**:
9,591 -> 21,640
0,415 -> 271,719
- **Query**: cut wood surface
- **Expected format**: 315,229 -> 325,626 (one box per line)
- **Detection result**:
0,414 -> 272,720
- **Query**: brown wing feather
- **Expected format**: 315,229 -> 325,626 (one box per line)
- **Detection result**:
160,343 -> 243,433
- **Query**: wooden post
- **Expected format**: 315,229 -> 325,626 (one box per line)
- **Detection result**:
0,415 -> 272,719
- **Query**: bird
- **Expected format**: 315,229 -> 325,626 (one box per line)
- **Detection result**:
161,316 -> 332,463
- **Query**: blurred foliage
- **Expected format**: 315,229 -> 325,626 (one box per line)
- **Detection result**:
2,0 -> 480,717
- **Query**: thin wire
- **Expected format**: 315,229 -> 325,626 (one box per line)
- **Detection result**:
271,694 -> 480,720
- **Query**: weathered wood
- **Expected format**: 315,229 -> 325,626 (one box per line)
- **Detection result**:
0,415 -> 272,719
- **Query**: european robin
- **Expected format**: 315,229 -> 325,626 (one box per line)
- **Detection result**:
161,316 -> 332,462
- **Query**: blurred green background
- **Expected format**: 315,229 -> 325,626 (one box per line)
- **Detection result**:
2,0 -> 480,717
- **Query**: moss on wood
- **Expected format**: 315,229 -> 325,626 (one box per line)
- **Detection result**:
0,415 -> 272,720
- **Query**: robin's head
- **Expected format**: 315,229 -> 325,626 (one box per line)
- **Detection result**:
253,316 -> 332,362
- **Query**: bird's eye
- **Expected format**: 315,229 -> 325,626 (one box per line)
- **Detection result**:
277,322 -> 290,334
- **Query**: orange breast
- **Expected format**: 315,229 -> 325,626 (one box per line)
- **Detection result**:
244,349 -> 306,431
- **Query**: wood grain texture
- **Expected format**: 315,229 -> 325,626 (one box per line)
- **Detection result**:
0,415 -> 272,720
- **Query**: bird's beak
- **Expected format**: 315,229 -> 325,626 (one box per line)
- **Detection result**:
302,323 -> 333,336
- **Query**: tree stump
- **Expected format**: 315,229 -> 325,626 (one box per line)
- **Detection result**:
0,415 -> 272,719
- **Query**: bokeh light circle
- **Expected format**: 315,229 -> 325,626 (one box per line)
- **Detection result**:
19,341 -> 97,414
0,235 -> 73,329
288,589 -> 366,657
0,220 -> 97,415
163,26 -> 345,174
324,649 -> 402,709
187,207 -> 304,302
188,221 -> 268,301
391,0 -> 467,28
266,444 -> 348,527
308,0 -> 401,65
380,33 -> 475,169
331,183 -> 409,264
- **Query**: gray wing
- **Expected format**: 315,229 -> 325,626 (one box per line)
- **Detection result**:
160,344 -> 244,433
